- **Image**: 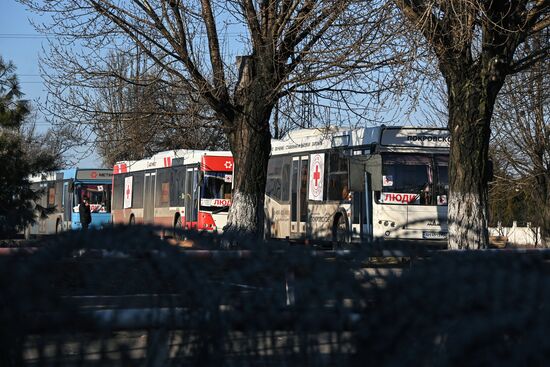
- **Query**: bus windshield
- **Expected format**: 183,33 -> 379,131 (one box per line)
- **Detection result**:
380,154 -> 447,206
200,172 -> 232,208
74,184 -> 112,213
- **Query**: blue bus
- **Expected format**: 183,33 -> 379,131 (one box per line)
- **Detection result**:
25,168 -> 113,238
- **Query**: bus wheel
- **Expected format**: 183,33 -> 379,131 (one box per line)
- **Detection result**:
332,213 -> 350,246
129,215 -> 135,226
55,219 -> 62,235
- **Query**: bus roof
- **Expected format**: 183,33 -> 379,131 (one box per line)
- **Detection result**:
271,126 -> 450,155
29,168 -> 112,183
113,149 -> 233,174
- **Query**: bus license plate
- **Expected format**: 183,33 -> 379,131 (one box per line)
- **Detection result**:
422,231 -> 448,240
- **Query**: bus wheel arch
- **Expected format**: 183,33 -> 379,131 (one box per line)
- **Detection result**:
129,214 -> 135,226
332,210 -> 350,244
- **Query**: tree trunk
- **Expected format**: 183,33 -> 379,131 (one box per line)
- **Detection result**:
446,73 -> 495,249
224,112 -> 272,239
223,56 -> 274,239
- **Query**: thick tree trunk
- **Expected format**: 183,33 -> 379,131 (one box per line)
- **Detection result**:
446,74 -> 495,249
223,56 -> 274,239
224,113 -> 272,239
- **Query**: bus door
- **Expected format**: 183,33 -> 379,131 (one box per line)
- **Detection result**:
63,181 -> 72,226
290,156 -> 309,238
363,172 -> 373,241
184,167 -> 199,228
144,172 -> 156,223
362,155 -> 382,242
38,182 -> 48,233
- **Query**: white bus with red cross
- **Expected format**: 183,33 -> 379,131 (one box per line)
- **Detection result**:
111,150 -> 234,233
264,126 -> 450,244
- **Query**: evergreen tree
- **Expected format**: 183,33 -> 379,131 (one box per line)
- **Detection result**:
0,56 -> 57,238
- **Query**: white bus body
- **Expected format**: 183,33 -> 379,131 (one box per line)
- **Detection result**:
112,150 -> 234,233
265,126 -> 450,244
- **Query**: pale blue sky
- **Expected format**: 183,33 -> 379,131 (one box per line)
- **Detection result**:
0,1 -> 46,112
0,0 -> 100,167
1,0 -> 443,169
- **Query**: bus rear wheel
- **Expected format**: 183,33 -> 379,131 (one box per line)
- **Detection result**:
129,215 -> 135,226
55,219 -> 62,235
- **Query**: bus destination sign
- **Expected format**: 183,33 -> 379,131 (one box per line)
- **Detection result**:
381,128 -> 450,148
76,170 -> 113,180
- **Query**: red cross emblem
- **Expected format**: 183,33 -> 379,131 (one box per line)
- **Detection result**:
310,154 -> 324,199
126,186 -> 131,199
313,165 -> 321,187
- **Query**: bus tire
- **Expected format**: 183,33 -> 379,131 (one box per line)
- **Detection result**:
332,212 -> 350,246
129,215 -> 135,226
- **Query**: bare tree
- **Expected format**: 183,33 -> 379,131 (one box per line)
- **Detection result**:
394,0 -> 549,249
490,32 -> 549,245
85,52 -> 227,166
20,0 -> 399,237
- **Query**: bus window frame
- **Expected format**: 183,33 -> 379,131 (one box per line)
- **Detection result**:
326,151 -> 350,202
266,155 -> 292,203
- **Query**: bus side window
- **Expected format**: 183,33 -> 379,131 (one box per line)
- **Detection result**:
155,169 -> 170,208
266,156 -> 284,201
281,157 -> 291,201
112,174 -> 125,210
55,181 -> 63,211
48,184 -> 56,209
327,152 -> 349,201
132,173 -> 144,209
266,156 -> 292,202
169,168 -> 185,207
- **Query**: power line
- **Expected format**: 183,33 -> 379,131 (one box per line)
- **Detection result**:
0,33 -> 49,39
0,32 -> 246,38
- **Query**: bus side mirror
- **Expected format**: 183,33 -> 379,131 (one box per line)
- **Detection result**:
68,181 -> 74,192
